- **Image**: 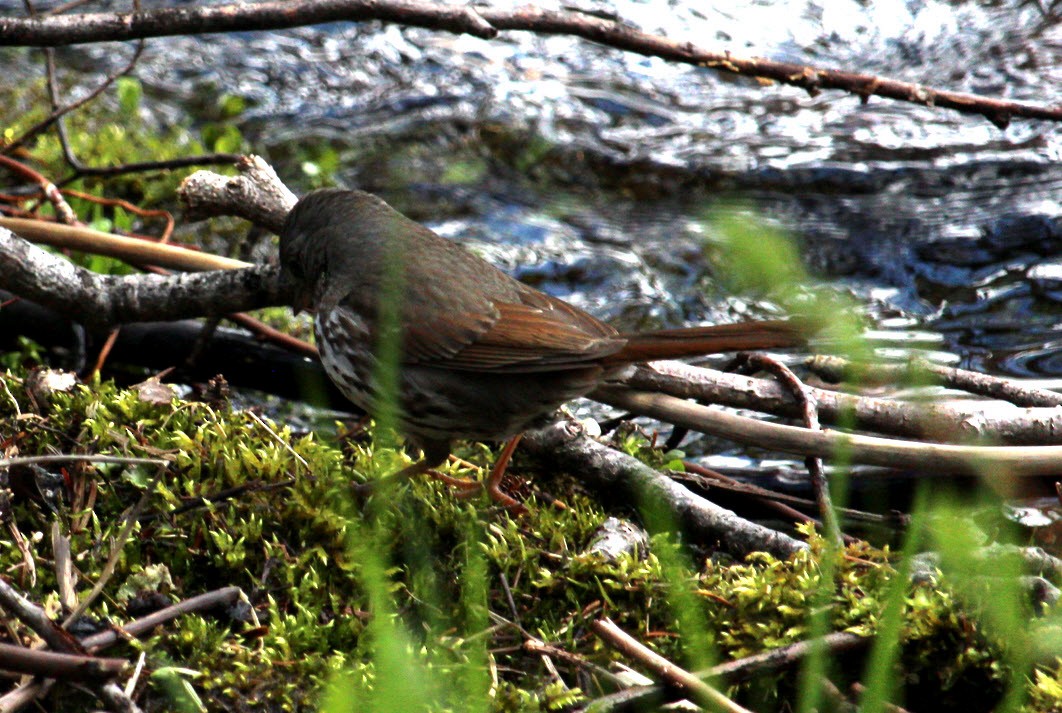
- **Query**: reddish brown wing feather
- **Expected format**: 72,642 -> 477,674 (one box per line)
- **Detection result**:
407,284 -> 626,372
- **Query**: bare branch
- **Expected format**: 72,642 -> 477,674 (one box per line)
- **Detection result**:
80,586 -> 244,651
808,354 -> 1062,408
0,227 -> 281,328
0,642 -> 128,682
178,155 -> 296,232
626,361 -> 1062,445
591,617 -> 753,713
592,386 -> 1062,477
0,576 -> 83,654
521,418 -> 808,559
0,0 -> 497,45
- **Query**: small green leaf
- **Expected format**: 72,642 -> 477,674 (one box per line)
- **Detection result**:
150,667 -> 205,713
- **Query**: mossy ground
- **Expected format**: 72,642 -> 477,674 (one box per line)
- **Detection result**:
1,363 -> 1060,712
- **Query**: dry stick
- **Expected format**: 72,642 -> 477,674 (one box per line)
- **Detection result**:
591,386 -> 1062,477
98,681 -> 142,713
740,353 -> 841,546
0,643 -> 128,682
0,577 -> 83,654
51,523 -> 77,612
522,639 -> 626,687
179,154 -> 297,232
674,467 -> 894,528
677,463 -> 876,548
1,588 -> 242,705
627,361 -> 1062,445
62,464 -> 167,627
0,0 -> 497,45
0,1 -> 1058,126
591,618 -> 753,713
0,218 -> 250,271
521,419 -> 807,560
707,632 -> 867,684
0,155 -> 76,225
80,585 -> 244,651
0,454 -> 169,468
808,354 -> 1062,409
0,679 -> 54,713
0,227 -> 282,328
6,521 -> 36,590
586,631 -> 868,711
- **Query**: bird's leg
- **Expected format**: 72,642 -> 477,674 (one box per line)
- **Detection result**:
352,441 -> 451,498
426,461 -> 485,494
354,439 -> 526,512
454,435 -> 525,512
486,434 -> 525,511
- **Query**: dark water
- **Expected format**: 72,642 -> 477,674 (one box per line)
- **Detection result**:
4,2 -> 1062,379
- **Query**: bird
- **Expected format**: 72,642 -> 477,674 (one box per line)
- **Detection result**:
279,188 -> 802,509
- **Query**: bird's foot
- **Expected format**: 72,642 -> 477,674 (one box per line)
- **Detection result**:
427,469 -> 483,494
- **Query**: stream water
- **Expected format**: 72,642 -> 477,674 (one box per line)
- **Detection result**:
124,0 -> 1062,371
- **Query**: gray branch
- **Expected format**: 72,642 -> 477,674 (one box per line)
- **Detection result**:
0,227 -> 283,329
521,419 -> 808,560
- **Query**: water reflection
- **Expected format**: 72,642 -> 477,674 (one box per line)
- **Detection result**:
2,0 -> 1060,375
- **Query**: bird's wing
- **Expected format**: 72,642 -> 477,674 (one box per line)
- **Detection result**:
402,284 -> 625,373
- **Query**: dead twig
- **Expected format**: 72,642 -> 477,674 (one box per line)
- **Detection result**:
738,353 -> 840,546
591,617 -> 752,713
591,386 -> 1062,478
627,361 -> 1062,445
0,642 -> 128,682
808,354 -> 1062,409
0,575 -> 83,654
584,631 -> 868,711
521,419 -> 808,560
0,155 -> 75,224
80,585 -> 244,651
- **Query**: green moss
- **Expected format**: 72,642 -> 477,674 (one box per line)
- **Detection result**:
0,366 -> 1058,711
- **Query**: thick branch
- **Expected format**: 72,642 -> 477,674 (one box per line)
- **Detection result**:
592,386 -> 1062,477
178,154 -> 296,232
0,227 -> 283,328
0,0 -> 497,45
0,642 -> 128,682
521,419 -> 808,560
626,361 -> 1062,445
0,1 -> 1054,126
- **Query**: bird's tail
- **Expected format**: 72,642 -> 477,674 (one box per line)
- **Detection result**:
603,319 -> 804,364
